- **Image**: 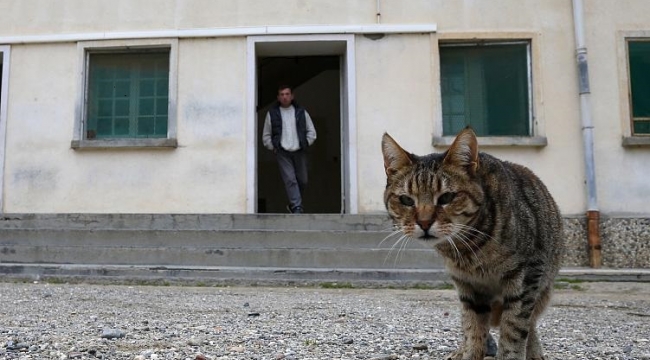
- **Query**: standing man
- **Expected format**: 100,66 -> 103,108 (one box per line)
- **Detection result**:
262,85 -> 317,214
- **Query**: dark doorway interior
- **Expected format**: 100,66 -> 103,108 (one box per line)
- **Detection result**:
257,56 -> 342,214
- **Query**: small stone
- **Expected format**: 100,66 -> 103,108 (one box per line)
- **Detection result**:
228,346 -> 245,353
413,343 -> 428,351
7,342 -> 29,350
248,312 -> 260,317
68,352 -> 83,359
133,356 -> 145,360
369,355 -> 398,360
141,349 -> 153,357
195,355 -> 207,360
101,329 -> 125,339
342,338 -> 354,344
188,338 -> 201,346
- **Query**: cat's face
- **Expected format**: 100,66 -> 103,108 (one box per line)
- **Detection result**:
382,128 -> 484,245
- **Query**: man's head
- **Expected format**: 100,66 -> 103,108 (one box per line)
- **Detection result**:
277,85 -> 294,108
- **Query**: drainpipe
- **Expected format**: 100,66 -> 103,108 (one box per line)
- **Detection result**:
572,0 -> 601,268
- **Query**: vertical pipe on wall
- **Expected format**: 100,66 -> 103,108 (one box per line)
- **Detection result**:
572,0 -> 601,268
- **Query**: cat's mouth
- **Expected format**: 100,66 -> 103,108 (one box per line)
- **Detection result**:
419,232 -> 438,240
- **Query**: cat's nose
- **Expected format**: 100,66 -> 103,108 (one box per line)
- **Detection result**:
417,219 -> 432,231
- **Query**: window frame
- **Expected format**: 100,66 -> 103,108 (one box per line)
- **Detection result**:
72,38 -> 178,149
625,38 -> 650,140
433,34 -> 547,147
618,32 -> 650,146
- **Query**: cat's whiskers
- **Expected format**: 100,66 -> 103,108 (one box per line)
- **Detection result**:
443,234 -> 466,268
383,232 -> 409,266
393,234 -> 412,267
450,228 -> 486,274
378,229 -> 403,248
454,223 -> 496,242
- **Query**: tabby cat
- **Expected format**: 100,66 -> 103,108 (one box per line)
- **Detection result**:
381,127 -> 564,360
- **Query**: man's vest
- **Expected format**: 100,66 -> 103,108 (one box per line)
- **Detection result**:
269,102 -> 309,151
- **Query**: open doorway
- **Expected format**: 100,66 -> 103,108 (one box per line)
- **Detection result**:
248,35 -> 357,214
256,55 -> 341,214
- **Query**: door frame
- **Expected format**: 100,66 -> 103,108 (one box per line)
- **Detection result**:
246,34 -> 358,214
0,45 -> 10,215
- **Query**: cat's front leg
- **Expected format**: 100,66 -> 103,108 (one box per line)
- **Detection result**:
495,296 -> 533,360
451,298 -> 491,360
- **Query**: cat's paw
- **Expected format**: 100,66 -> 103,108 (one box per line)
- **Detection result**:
444,349 -> 464,360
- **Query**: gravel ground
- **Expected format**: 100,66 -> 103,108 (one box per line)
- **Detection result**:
1,281 -> 649,360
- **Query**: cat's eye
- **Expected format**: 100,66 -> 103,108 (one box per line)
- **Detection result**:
399,195 -> 415,207
437,192 -> 456,205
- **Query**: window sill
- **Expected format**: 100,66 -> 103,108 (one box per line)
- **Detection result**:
622,136 -> 650,147
432,136 -> 547,147
71,138 -> 178,150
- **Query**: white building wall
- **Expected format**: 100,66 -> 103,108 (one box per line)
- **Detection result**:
5,38 -> 249,213
584,0 -> 650,216
356,33 -> 435,213
0,0 -> 647,216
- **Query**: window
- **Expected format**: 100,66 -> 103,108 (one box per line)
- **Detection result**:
440,42 -> 531,137
628,40 -> 650,135
87,51 -> 169,139
73,39 -> 177,149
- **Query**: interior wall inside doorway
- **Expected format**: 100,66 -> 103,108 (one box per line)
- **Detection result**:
257,56 -> 341,214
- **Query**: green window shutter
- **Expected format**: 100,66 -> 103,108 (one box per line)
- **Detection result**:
440,43 -> 530,136
628,41 -> 650,135
87,51 -> 169,139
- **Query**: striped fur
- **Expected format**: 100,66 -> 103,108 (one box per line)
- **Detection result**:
381,128 -> 564,360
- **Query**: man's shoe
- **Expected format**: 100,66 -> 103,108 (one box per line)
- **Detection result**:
286,205 -> 304,213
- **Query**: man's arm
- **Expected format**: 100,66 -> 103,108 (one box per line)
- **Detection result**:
305,111 -> 317,146
262,113 -> 275,150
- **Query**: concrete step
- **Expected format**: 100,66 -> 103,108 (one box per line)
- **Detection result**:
0,264 -> 647,288
0,214 -> 442,270
0,264 -> 452,287
1,214 -> 648,286
0,213 -> 394,231
0,228 -> 409,249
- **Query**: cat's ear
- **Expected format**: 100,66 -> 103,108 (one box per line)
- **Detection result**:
444,126 -> 479,173
382,133 -> 413,176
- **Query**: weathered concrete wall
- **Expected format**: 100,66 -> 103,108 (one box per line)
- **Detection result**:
0,0 -> 647,220
4,38 -> 248,213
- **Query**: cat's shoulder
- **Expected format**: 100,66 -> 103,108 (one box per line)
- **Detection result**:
477,152 -> 538,178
